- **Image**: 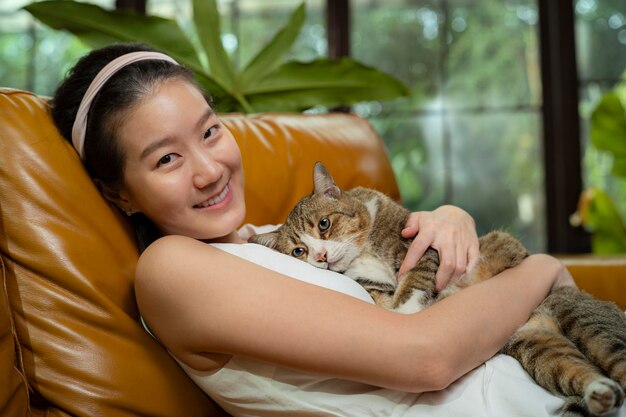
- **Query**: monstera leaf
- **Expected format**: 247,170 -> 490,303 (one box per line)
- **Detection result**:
25,0 -> 410,113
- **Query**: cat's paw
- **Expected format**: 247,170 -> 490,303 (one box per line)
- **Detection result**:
392,290 -> 429,314
584,378 -> 624,415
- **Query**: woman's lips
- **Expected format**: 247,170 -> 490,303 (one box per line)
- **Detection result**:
194,183 -> 230,208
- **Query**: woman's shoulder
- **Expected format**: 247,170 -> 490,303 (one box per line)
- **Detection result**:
141,234 -> 203,256
138,235 -> 203,273
135,235 -> 227,297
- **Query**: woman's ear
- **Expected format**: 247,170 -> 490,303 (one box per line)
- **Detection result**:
94,179 -> 137,216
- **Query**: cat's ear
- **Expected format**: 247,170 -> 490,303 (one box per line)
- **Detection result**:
248,231 -> 280,249
313,162 -> 341,199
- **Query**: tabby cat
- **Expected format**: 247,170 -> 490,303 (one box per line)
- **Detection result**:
250,162 -> 626,417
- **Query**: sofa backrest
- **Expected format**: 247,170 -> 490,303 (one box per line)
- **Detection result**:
0,88 -> 399,417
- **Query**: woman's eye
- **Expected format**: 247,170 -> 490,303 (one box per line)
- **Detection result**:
291,247 -> 306,257
318,217 -> 331,232
203,125 -> 219,140
157,153 -> 177,167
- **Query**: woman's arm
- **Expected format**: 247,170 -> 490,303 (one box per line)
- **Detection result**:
135,235 -> 566,393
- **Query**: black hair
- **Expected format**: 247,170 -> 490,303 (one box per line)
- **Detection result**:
51,43 -> 204,252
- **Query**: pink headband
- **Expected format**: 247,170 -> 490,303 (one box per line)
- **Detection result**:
71,51 -> 179,160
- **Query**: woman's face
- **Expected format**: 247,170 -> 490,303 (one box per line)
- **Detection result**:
114,78 -> 246,242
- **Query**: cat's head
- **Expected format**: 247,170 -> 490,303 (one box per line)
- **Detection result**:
249,162 -> 372,272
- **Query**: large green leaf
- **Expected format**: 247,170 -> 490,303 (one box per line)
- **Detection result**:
245,58 -> 411,112
578,187 -> 626,235
583,189 -> 626,254
25,0 -> 410,115
25,0 -> 231,103
238,3 -> 306,91
192,0 -> 234,88
26,1 -> 199,67
591,233 -> 626,254
573,187 -> 626,254
591,92 -> 626,157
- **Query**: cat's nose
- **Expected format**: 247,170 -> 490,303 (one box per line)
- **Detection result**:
315,250 -> 327,262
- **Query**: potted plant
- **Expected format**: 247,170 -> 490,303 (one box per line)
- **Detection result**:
570,72 -> 626,253
25,0 -> 410,113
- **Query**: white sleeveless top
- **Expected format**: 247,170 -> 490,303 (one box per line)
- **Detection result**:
145,226 -> 626,417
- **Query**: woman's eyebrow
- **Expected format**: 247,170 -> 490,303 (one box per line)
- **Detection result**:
196,108 -> 215,131
140,137 -> 176,161
139,108 -> 216,161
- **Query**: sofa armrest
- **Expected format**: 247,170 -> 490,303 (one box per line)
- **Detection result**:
559,255 -> 626,310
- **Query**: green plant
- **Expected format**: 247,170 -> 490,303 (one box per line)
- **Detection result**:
571,72 -> 626,253
24,0 -> 409,113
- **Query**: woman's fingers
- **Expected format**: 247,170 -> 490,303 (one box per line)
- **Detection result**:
398,231 -> 431,278
397,207 -> 480,291
434,233 -> 466,291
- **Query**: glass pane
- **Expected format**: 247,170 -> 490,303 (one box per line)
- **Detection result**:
0,0 -> 111,96
445,0 -> 541,108
368,115 -> 447,210
352,0 -> 440,103
352,0 -> 541,110
352,0 -> 545,251
370,110 -> 546,252
0,29 -> 30,91
575,0 -> 626,81
448,112 -> 546,252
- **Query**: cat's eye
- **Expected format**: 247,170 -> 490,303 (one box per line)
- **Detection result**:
291,247 -> 306,257
318,217 -> 330,232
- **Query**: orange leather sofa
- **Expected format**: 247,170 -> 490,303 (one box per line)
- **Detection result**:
1,88 -> 624,417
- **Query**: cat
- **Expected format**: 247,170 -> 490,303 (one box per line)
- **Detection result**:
249,161 -> 626,417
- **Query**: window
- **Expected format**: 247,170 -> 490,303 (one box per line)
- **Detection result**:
3,0 -> 624,253
352,0 -> 545,251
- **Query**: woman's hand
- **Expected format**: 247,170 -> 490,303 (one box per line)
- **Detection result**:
398,205 -> 480,292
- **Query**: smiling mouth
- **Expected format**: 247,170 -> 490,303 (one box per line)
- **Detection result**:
194,184 -> 230,208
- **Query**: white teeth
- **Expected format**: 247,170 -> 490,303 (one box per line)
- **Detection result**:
196,184 -> 229,208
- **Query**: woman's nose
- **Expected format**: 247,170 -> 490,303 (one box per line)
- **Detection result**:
191,152 -> 221,189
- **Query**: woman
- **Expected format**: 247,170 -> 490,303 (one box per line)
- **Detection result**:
52,43 -> 575,415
